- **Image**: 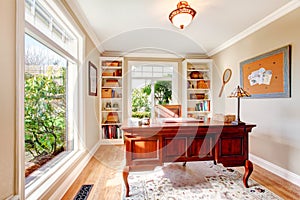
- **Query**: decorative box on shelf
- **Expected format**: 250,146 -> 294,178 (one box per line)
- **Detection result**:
102,60 -> 121,67
102,69 -> 122,77
105,112 -> 119,123
103,79 -> 119,87
101,89 -> 112,98
190,93 -> 205,100
187,107 -> 195,111
213,114 -> 236,123
197,80 -> 210,89
102,71 -> 114,76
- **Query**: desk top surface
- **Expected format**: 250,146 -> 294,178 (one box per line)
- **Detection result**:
121,118 -> 256,131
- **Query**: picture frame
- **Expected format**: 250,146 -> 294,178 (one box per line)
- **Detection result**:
88,61 -> 97,96
240,45 -> 291,98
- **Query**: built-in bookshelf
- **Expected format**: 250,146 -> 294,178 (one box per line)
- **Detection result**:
99,57 -> 124,144
182,59 -> 213,121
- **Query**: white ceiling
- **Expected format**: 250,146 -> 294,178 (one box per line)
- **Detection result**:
67,0 -> 299,57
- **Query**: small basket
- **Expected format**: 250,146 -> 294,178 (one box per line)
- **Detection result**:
190,93 -> 205,99
102,72 -> 114,76
101,89 -> 112,98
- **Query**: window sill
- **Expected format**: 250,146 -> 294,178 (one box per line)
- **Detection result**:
25,149 -> 85,200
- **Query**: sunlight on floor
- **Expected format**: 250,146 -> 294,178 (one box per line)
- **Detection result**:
106,173 -> 122,187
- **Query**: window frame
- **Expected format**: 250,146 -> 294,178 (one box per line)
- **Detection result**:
127,60 -> 179,119
16,0 -> 85,199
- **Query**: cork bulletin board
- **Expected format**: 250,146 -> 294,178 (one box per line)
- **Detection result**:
240,45 -> 291,98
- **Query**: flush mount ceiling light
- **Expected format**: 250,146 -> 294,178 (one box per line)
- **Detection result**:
169,1 -> 197,29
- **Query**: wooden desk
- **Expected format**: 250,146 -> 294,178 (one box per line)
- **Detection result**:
121,121 -> 256,197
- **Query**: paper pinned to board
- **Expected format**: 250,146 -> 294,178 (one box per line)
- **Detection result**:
248,67 -> 272,86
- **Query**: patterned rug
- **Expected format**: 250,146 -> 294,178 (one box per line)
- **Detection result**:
123,161 -> 282,200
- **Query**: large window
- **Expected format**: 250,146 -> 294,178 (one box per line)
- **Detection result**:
23,0 -> 83,197
129,61 -> 179,119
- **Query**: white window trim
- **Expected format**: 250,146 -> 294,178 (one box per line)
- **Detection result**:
16,0 -> 86,199
16,0 -> 26,199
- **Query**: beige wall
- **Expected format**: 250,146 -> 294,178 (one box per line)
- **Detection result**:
84,41 -> 100,150
0,0 -> 100,199
212,8 -> 300,175
0,0 -> 16,199
61,0 -> 100,151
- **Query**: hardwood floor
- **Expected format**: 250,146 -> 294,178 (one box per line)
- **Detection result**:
62,145 -> 300,200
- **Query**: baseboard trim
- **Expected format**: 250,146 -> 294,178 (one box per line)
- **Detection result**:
50,141 -> 102,200
250,153 -> 300,187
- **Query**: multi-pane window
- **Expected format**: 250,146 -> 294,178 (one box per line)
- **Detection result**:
23,0 -> 82,196
131,65 -> 173,78
25,0 -> 77,58
129,62 -> 178,119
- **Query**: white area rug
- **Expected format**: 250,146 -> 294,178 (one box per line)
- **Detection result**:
123,161 -> 282,200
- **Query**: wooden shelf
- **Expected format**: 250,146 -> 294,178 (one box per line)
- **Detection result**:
187,99 -> 211,101
101,86 -> 122,89
101,98 -> 122,100
187,69 -> 209,72
187,78 -> 210,81
101,110 -> 121,113
101,66 -> 122,70
101,123 -> 122,126
187,88 -> 210,91
187,111 -> 210,114
102,76 -> 122,79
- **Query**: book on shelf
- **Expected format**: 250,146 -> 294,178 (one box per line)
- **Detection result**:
195,100 -> 210,111
102,125 -> 122,139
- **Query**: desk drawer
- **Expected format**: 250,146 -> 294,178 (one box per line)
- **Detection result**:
216,133 -> 248,167
163,137 -> 187,162
125,136 -> 162,166
188,136 -> 214,160
163,136 -> 214,162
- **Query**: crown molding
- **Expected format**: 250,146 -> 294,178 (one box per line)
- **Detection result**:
101,50 -> 185,59
207,0 -> 300,56
65,0 -> 104,53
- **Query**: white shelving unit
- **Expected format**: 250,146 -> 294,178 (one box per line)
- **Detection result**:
99,57 -> 124,145
182,59 -> 213,121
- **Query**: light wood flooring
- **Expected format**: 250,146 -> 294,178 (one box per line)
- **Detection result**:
62,145 -> 300,200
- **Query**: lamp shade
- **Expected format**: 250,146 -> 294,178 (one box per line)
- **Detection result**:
228,85 -> 251,98
228,85 -> 251,125
169,1 -> 196,29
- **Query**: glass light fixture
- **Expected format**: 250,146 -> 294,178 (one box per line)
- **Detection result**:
169,1 -> 197,29
228,85 -> 251,125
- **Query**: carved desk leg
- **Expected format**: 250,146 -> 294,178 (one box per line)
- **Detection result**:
243,160 -> 253,188
123,166 -> 130,197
